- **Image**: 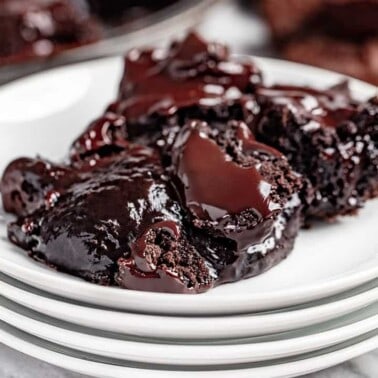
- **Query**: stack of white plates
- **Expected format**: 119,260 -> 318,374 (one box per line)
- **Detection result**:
0,57 -> 377,378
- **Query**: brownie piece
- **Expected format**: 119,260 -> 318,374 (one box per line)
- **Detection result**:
262,0 -> 378,42
261,0 -> 378,85
69,112 -> 130,164
1,114 -> 130,216
262,0 -> 323,42
170,120 -> 302,283
107,32 -> 262,151
283,36 -> 378,86
251,82 -> 378,220
116,220 -> 214,293
0,0 -> 102,64
7,145 -> 215,292
1,157 -> 78,216
3,120 -> 303,291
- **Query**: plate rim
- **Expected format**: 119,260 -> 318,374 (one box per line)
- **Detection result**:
0,237 -> 377,314
0,321 -> 377,378
0,293 -> 377,365
0,272 -> 377,340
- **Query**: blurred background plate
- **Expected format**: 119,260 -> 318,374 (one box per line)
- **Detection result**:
0,0 -> 217,84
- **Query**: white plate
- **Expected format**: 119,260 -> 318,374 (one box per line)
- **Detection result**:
0,321 -> 377,378
0,293 -> 377,366
1,273 -> 377,340
0,57 -> 377,315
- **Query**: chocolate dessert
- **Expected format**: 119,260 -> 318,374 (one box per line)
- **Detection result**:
7,146 -> 216,292
1,33 -> 376,293
251,83 -> 378,220
109,32 -> 377,220
0,0 -> 102,64
261,0 -> 378,85
108,32 -> 262,152
168,120 -> 302,283
283,37 -> 378,86
2,119 -> 302,293
0,0 -> 180,65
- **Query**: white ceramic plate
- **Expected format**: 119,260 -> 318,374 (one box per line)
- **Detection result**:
0,321 -> 377,378
0,273 -> 377,340
0,293 -> 377,365
0,57 -> 377,315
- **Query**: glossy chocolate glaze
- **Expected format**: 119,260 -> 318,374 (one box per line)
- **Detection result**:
171,120 -> 302,283
172,121 -> 281,220
70,112 -> 129,163
1,157 -> 77,216
106,32 -> 262,151
252,82 -> 378,220
1,33 -> 319,293
2,117 -> 302,292
115,32 -> 261,118
104,33 -> 263,159
255,82 -> 358,129
7,148 -> 216,291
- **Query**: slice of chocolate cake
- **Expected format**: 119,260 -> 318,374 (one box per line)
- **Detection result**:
170,120 -> 302,283
251,82 -> 378,221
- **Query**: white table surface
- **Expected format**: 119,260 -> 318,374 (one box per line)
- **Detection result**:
0,343 -> 377,378
0,1 -> 376,377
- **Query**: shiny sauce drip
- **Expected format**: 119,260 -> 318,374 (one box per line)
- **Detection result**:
116,32 -> 261,120
175,124 -> 278,220
257,84 -> 358,127
234,121 -> 282,158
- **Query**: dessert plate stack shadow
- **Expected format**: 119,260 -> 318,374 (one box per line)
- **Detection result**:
0,56 -> 377,377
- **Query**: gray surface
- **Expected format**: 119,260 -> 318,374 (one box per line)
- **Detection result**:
0,1 -> 377,378
0,343 -> 377,378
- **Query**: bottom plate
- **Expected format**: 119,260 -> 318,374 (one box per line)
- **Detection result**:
0,294 -> 377,365
0,321 -> 376,378
0,273 -> 376,340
